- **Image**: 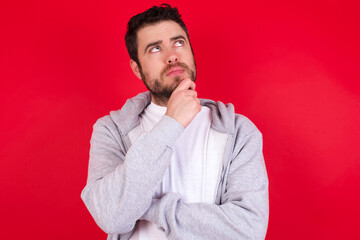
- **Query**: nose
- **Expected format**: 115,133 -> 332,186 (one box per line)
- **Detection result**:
167,52 -> 178,64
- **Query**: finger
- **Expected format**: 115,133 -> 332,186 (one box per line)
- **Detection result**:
174,78 -> 196,92
187,80 -> 196,91
185,89 -> 197,97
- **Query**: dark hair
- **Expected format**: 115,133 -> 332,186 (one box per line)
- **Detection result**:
125,3 -> 191,66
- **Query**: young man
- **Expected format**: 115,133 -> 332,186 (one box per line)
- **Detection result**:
81,4 -> 269,240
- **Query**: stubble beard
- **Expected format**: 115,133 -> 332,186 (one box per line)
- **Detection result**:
139,61 -> 197,106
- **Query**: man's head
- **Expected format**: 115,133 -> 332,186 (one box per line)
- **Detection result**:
125,4 -> 197,105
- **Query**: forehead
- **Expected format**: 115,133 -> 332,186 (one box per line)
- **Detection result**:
136,20 -> 188,50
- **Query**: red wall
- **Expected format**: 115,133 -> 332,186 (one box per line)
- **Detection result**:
1,0 -> 359,239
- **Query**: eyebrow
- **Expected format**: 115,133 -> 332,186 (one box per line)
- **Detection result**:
170,35 -> 186,42
143,35 -> 187,54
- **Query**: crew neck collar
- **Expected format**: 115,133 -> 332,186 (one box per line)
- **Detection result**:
147,101 -> 167,115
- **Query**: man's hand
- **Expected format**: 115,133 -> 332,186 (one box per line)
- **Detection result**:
165,78 -> 201,128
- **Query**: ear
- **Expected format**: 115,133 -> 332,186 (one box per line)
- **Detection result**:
130,59 -> 142,80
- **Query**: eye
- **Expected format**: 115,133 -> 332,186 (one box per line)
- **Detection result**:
150,46 -> 160,53
174,40 -> 184,47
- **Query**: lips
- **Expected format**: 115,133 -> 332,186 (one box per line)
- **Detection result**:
166,66 -> 184,76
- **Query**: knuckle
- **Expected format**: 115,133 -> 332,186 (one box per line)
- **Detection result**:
179,91 -> 186,97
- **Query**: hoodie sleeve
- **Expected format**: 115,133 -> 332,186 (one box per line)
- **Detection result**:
80,115 -> 184,235
141,116 -> 269,240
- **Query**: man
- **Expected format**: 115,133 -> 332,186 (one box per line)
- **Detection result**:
81,4 -> 269,240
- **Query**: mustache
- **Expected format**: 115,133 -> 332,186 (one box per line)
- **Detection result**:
161,62 -> 190,77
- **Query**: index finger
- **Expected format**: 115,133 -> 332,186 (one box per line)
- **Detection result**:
174,78 -> 196,92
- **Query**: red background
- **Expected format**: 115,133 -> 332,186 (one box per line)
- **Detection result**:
1,0 -> 359,239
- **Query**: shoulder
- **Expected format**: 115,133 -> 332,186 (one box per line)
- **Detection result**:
93,115 -> 116,131
201,98 -> 261,137
93,91 -> 151,135
231,113 -> 263,159
234,113 -> 262,137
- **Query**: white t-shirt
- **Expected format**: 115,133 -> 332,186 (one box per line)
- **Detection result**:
129,102 -> 222,239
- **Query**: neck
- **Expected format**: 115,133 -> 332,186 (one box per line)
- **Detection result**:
151,95 -> 169,107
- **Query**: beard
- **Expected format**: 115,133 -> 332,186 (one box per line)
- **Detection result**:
139,61 -> 197,105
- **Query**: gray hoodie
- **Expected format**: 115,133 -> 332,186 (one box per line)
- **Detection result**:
81,91 -> 269,240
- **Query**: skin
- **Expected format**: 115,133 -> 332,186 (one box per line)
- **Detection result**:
130,20 -> 201,128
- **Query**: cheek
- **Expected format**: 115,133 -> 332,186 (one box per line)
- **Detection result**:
180,51 -> 195,65
184,55 -> 196,70
142,58 -> 163,76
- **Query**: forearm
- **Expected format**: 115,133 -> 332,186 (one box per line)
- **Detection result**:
142,125 -> 269,239
142,188 -> 268,240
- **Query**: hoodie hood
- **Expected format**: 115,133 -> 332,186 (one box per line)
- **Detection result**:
109,91 -> 236,136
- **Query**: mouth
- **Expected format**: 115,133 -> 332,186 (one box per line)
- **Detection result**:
166,66 -> 184,77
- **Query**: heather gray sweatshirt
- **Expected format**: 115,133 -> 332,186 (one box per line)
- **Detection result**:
81,92 -> 269,240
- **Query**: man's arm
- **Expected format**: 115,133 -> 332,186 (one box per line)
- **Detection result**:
141,118 -> 269,240
81,79 -> 201,235
81,114 -> 184,234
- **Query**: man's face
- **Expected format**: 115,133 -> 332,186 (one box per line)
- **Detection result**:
131,20 -> 197,105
